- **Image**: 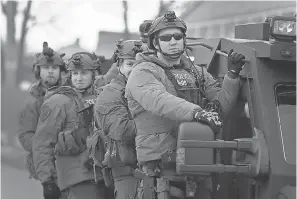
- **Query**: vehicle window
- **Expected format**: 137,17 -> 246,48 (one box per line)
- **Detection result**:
275,83 -> 296,165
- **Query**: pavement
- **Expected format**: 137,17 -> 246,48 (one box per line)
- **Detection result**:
1,159 -> 43,199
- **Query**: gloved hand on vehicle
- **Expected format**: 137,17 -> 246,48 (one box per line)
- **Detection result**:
193,109 -> 222,133
42,180 -> 61,199
205,100 -> 221,114
83,155 -> 94,171
227,49 -> 246,78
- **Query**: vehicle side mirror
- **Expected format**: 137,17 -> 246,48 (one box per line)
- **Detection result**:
176,122 -> 215,176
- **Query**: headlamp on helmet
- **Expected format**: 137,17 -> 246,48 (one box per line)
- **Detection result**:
164,11 -> 177,22
67,52 -> 104,71
113,39 -> 149,63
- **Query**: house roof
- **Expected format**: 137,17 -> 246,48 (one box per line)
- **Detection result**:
183,1 -> 296,23
96,31 -> 140,58
57,39 -> 88,60
179,1 -> 204,19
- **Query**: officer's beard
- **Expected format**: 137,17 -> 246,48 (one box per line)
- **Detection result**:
162,49 -> 184,60
158,45 -> 185,65
157,50 -> 184,66
42,75 -> 60,89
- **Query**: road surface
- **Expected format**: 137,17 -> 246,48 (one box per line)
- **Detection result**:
1,163 -> 43,199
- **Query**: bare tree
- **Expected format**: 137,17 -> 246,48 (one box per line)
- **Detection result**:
157,0 -> 176,17
1,40 -> 5,85
1,1 -> 18,61
122,0 -> 130,40
16,1 -> 33,85
2,1 -> 57,85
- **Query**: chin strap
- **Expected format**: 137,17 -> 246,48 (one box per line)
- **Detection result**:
75,83 -> 93,94
160,48 -> 185,60
158,41 -> 187,60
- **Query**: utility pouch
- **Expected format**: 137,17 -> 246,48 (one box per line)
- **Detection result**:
54,130 -> 83,156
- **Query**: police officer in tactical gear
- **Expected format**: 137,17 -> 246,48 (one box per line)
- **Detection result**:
125,11 -> 246,199
95,39 -> 149,199
18,42 -> 66,182
32,52 -> 106,199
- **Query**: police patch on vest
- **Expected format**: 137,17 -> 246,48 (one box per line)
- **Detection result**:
85,98 -> 96,105
40,105 -> 52,122
83,94 -> 97,107
171,69 -> 195,87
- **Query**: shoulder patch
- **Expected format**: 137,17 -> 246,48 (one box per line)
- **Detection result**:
40,105 -> 52,122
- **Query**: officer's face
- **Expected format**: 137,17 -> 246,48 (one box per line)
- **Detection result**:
140,36 -> 148,44
39,65 -> 60,87
119,58 -> 135,78
71,69 -> 93,89
155,27 -> 184,55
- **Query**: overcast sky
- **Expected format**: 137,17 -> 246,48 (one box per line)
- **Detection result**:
1,0 -> 169,53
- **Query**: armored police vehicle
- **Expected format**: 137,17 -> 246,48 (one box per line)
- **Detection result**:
176,15 -> 296,199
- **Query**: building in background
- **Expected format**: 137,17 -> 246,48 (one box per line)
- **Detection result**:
179,1 -> 296,38
95,30 -> 139,58
57,38 -> 87,60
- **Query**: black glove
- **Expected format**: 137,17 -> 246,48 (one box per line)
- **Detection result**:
227,49 -> 246,78
205,100 -> 221,114
111,53 -> 118,63
83,156 -> 94,170
193,109 -> 222,133
42,181 -> 61,199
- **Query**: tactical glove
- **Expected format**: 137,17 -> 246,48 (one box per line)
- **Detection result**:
42,181 -> 61,199
205,100 -> 221,114
193,109 -> 222,134
111,53 -> 118,63
227,49 -> 246,78
83,156 -> 94,171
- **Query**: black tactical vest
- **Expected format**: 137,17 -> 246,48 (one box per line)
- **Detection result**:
134,55 -> 205,106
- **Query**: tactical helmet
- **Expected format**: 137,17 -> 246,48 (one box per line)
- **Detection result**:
139,20 -> 153,43
66,52 -> 104,71
113,39 -> 149,62
147,11 -> 187,50
33,42 -> 66,79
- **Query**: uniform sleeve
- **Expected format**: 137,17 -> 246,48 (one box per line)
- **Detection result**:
94,63 -> 119,88
95,89 -> 136,142
126,64 -> 202,122
199,67 -> 241,115
17,100 -> 40,152
32,100 -> 66,183
103,63 -> 119,83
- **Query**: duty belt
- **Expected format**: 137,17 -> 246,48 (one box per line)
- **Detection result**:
111,165 -> 135,179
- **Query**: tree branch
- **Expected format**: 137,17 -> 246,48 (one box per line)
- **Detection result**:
30,16 -> 57,28
1,1 -> 7,16
122,0 -> 130,40
16,0 -> 33,84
